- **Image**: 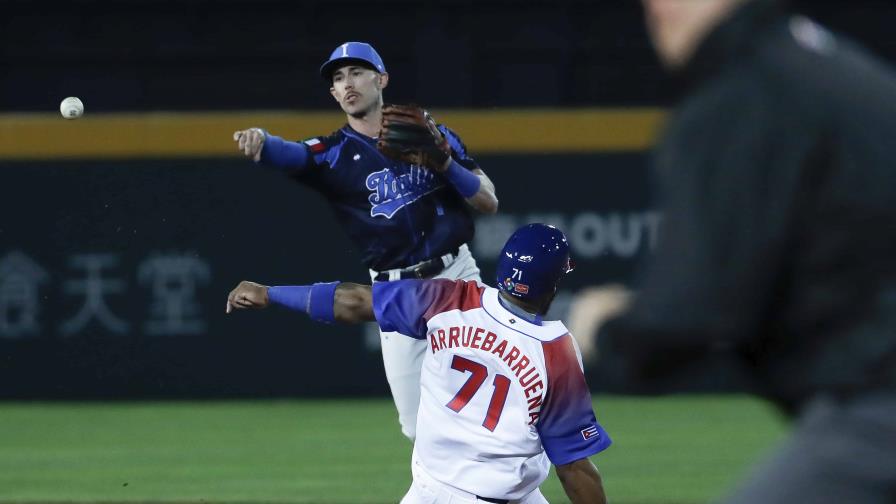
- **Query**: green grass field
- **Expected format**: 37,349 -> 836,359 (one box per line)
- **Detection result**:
0,396 -> 787,504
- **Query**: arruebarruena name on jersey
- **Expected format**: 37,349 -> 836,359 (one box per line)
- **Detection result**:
429,325 -> 544,424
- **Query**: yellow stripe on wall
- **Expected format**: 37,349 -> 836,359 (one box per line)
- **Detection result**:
0,108 -> 665,160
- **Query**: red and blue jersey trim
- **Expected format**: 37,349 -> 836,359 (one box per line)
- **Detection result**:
537,334 -> 611,465
372,279 -> 485,338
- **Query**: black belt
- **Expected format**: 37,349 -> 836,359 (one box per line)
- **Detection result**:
476,497 -> 508,504
373,247 -> 460,282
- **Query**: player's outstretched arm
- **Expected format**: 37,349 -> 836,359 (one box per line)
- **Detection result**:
556,458 -> 608,504
226,280 -> 375,324
233,128 -> 311,169
332,283 -> 375,323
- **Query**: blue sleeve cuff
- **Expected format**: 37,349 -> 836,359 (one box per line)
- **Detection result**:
268,282 -> 338,323
268,285 -> 311,312
542,424 -> 612,466
259,133 -> 311,169
308,282 -> 338,323
444,159 -> 481,198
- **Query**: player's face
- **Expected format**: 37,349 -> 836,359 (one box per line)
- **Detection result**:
330,65 -> 389,117
641,0 -> 746,69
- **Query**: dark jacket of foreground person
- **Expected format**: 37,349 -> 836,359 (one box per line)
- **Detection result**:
597,0 -> 896,414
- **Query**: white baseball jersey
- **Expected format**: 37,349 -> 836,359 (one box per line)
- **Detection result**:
373,279 -> 611,501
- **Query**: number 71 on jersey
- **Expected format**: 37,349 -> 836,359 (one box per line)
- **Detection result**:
446,355 -> 511,432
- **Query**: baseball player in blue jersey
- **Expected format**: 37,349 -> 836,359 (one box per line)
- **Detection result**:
226,224 -> 610,504
232,42 -> 499,442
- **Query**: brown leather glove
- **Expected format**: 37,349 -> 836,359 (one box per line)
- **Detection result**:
377,103 -> 452,172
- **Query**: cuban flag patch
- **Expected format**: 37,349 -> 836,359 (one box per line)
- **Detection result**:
303,138 -> 326,154
581,425 -> 600,440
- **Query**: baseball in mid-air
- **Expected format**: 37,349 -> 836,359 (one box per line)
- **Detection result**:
60,96 -> 84,119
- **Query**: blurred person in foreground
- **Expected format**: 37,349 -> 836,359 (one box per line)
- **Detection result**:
569,0 -> 896,502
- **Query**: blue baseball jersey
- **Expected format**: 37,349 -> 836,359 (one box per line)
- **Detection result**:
286,124 -> 479,271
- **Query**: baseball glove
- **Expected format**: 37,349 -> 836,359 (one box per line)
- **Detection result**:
377,104 -> 452,172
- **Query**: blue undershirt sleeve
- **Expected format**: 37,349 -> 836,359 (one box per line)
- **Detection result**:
268,282 -> 338,323
444,159 -> 482,198
258,133 -> 312,170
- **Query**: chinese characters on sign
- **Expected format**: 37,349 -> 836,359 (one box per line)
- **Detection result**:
139,254 -> 211,336
60,254 -> 129,336
0,251 -> 211,339
0,251 -> 49,337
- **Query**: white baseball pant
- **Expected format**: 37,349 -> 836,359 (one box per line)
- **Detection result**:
370,243 -> 482,442
400,455 -> 549,504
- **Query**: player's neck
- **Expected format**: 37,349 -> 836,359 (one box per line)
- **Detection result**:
498,292 -> 545,323
346,107 -> 383,139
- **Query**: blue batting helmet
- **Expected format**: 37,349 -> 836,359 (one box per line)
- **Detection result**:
496,224 -> 574,301
320,42 -> 386,80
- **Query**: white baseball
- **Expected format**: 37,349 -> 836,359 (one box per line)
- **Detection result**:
60,97 -> 84,119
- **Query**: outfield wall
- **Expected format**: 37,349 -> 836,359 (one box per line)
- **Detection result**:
0,110 -> 752,398
0,156 -> 656,399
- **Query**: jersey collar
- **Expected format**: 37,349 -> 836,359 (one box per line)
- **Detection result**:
480,288 -> 568,342
342,123 -> 378,144
497,293 -> 543,326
